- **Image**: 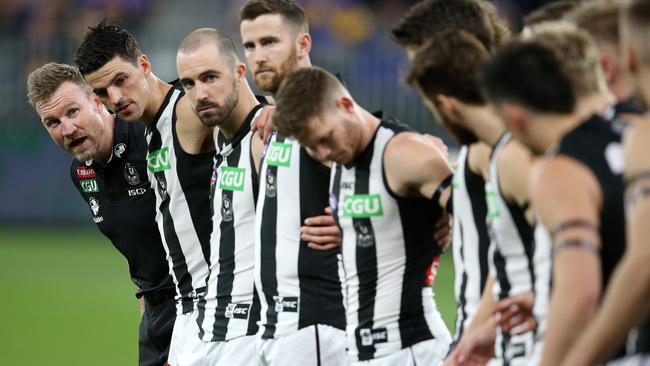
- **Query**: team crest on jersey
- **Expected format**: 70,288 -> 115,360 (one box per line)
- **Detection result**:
225,303 -> 250,319
219,166 -> 246,192
358,327 -> 388,347
273,296 -> 298,313
76,167 -> 96,179
123,163 -> 141,186
88,197 -> 103,223
342,194 -> 383,218
354,221 -> 375,248
266,142 -> 292,167
157,176 -> 168,200
114,143 -> 126,158
221,195 -> 233,222
147,147 -> 171,172
265,169 -> 277,198
80,179 -> 99,193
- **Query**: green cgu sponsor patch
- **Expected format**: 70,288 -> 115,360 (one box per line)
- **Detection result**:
80,179 -> 99,193
266,142 -> 292,167
219,166 -> 246,192
147,147 -> 171,172
485,186 -> 501,219
342,194 -> 384,218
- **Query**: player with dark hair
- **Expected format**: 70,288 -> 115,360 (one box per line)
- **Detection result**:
273,65 -> 454,365
74,21 -> 216,365
480,21 -> 624,366
27,62 -> 175,366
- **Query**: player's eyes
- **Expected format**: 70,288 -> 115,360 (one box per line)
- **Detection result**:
67,108 -> 79,117
115,76 -> 127,86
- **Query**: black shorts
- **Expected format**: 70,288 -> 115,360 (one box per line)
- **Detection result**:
139,289 -> 176,366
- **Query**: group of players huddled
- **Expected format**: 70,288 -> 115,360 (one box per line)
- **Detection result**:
24,0 -> 650,365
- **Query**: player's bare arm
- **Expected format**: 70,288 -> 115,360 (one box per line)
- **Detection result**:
562,118 -> 650,366
531,157 -> 603,366
468,142 -> 491,181
496,140 -> 534,219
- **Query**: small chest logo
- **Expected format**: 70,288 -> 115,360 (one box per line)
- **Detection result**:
265,169 -> 277,198
354,221 -> 375,248
157,176 -> 168,200
273,296 -> 298,313
76,167 -> 96,179
147,147 -> 171,172
219,166 -> 246,192
123,163 -> 141,186
485,186 -> 501,219
358,327 -> 389,347
114,143 -> 126,158
80,179 -> 99,193
342,194 -> 384,218
266,142 -> 292,167
224,303 -> 251,319
221,195 -> 233,222
88,197 -> 103,223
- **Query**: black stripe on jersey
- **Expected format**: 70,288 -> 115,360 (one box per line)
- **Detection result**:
211,144 -> 242,341
146,98 -> 195,314
298,149 -> 345,330
456,221 -> 469,340
465,156 -> 490,296
353,141 -> 379,361
506,201 -> 536,297
260,135 -> 283,339
172,109 -> 213,267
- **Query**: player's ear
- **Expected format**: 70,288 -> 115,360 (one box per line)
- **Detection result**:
501,103 -> 525,132
625,45 -> 639,75
235,62 -> 246,82
434,94 -> 461,120
91,92 -> 104,113
296,32 -> 311,60
336,95 -> 354,114
600,53 -> 617,84
139,54 -> 152,76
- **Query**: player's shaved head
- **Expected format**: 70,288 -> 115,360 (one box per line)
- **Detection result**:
178,28 -> 240,69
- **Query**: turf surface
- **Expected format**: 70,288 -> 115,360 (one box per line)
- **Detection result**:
0,227 -> 457,365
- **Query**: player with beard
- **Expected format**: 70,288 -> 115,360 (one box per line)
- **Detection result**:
480,22 -> 624,366
562,0 -> 650,364
73,21 -> 216,365
391,0 -> 512,343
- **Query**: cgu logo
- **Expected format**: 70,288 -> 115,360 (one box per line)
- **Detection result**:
219,167 -> 246,192
342,194 -> 384,218
80,179 -> 99,193
147,147 -> 171,172
266,142 -> 292,167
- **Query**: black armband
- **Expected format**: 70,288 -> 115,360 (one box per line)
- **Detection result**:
551,239 -> 600,257
551,219 -> 599,238
431,174 -> 454,211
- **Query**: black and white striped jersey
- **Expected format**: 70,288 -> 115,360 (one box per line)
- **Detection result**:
486,132 -> 537,363
330,119 -> 449,361
196,105 -> 264,342
532,223 -> 551,341
144,88 -> 213,314
255,132 -> 345,339
451,145 -> 491,341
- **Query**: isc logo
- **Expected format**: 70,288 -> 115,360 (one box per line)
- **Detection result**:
342,194 -> 384,218
266,142 -> 292,167
225,303 -> 251,319
147,147 -> 171,172
359,327 -> 389,346
219,167 -> 246,192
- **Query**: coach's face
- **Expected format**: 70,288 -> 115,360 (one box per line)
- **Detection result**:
241,14 -> 303,93
84,55 -> 152,123
177,43 -> 240,128
36,81 -> 109,162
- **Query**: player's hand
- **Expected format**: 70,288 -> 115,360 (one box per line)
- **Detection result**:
493,291 -> 536,335
251,105 -> 275,144
451,318 -> 498,365
434,213 -> 452,252
424,133 -> 449,158
301,207 -> 341,250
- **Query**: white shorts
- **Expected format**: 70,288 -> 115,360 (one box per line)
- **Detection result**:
166,310 -> 205,366
202,335 -> 256,365
257,324 -> 347,366
350,338 -> 450,366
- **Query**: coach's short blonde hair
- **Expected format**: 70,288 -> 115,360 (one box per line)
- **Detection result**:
524,21 -> 606,98
27,62 -> 92,108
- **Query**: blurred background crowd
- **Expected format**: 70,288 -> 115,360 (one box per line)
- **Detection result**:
1,0 -> 560,225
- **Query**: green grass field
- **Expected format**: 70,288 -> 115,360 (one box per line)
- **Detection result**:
0,227 -> 457,365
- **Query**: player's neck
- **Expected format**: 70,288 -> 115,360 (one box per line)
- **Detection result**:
141,75 -> 172,127
354,108 -> 381,158
220,84 -> 259,140
95,111 -> 117,166
462,104 -> 506,147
